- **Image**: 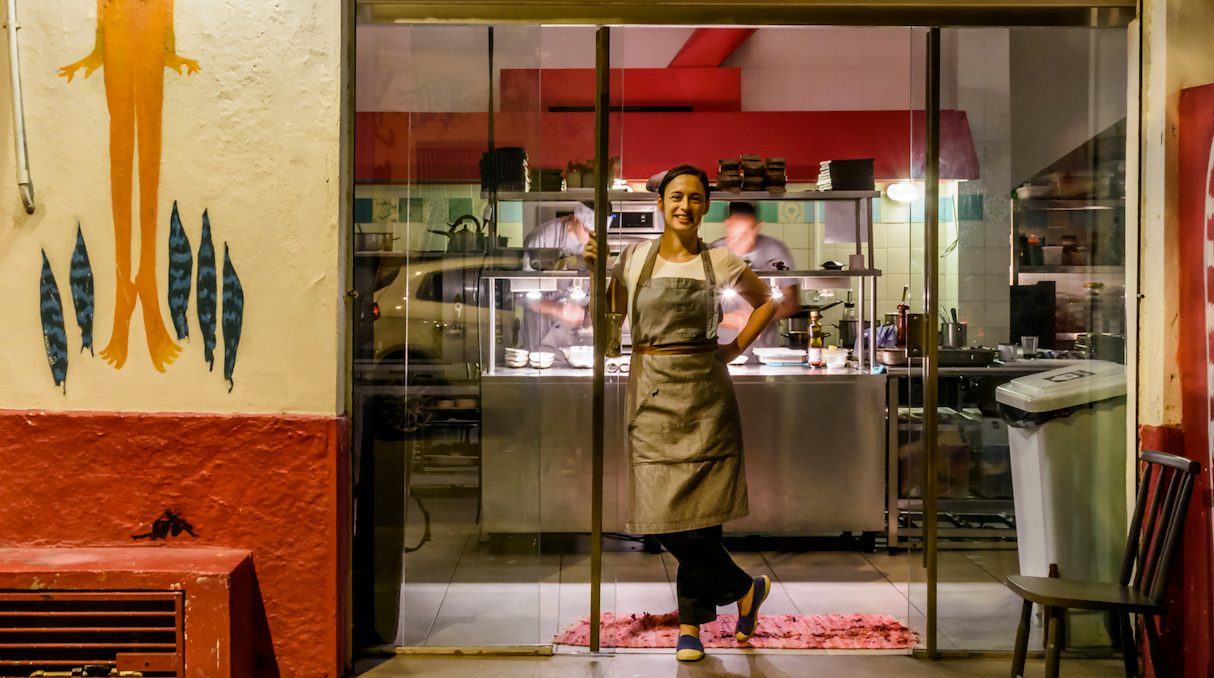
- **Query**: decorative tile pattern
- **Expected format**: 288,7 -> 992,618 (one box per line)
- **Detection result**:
704,202 -> 727,223
958,194 -> 984,221
778,201 -> 806,224
398,198 -> 424,222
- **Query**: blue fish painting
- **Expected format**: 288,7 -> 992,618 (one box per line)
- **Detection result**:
221,243 -> 244,393
68,224 -> 94,356
40,251 -> 68,392
196,210 -> 217,370
167,202 -> 192,341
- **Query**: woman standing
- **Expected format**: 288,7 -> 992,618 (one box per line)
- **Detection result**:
583,165 -> 777,662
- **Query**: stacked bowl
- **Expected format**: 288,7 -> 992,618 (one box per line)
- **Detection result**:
529,352 -> 555,369
504,347 -> 529,369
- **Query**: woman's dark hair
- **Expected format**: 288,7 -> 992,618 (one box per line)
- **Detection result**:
656,164 -> 711,198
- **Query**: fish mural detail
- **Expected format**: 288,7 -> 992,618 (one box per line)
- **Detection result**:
221,243 -> 244,392
68,224 -> 95,356
196,210 -> 217,370
167,202 -> 192,341
40,251 -> 69,392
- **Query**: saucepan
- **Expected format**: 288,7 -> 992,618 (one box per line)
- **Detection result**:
783,330 -> 831,351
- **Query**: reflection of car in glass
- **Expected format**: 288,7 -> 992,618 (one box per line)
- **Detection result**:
371,254 -> 512,364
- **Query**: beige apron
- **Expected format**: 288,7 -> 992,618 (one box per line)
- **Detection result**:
624,240 -> 749,534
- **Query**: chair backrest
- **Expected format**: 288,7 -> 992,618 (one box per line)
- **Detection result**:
1119,449 -> 1202,603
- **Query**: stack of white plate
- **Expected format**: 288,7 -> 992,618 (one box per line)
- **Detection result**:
504,347 -> 529,368
529,351 -> 555,369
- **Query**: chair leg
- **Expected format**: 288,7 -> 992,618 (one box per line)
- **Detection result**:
1011,599 -> 1033,678
1144,615 -> 1169,678
1119,613 -> 1138,678
1044,608 -> 1063,678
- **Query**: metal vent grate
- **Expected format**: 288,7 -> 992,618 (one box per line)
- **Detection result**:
0,592 -> 183,677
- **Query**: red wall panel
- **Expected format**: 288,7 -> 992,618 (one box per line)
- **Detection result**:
354,109 -> 980,183
0,411 -> 349,678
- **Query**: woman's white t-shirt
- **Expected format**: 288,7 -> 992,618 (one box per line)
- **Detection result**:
612,239 -> 748,329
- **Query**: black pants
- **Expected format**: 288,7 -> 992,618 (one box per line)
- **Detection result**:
654,525 -> 754,626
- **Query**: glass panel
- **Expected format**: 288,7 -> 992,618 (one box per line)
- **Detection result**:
926,25 -> 1130,652
585,25 -> 916,657
351,22 -> 573,647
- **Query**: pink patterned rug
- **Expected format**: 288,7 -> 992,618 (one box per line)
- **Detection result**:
554,611 -> 916,649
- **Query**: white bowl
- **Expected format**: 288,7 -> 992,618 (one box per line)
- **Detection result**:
529,352 -> 555,361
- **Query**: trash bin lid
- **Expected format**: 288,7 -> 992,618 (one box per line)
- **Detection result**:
994,360 -> 1126,413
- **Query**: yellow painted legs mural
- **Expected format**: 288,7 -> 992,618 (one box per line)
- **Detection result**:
59,0 -> 200,372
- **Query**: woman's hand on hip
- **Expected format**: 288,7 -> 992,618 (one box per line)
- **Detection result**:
717,340 -> 742,364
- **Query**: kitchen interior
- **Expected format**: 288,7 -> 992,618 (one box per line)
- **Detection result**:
351,23 -> 1131,653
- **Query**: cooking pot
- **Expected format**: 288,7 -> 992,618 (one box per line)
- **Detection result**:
356,232 -> 395,252
784,330 -> 831,351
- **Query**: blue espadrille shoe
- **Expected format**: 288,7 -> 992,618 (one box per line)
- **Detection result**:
734,575 -> 770,642
675,634 -> 705,662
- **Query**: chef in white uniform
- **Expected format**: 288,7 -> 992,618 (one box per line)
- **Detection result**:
520,203 -> 597,364
710,202 -> 800,356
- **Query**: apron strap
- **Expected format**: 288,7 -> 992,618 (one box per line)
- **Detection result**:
632,237 -> 664,333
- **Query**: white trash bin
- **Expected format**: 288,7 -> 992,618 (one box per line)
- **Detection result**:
995,360 -> 1127,647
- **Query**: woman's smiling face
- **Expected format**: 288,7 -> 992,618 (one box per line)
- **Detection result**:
657,173 -> 710,234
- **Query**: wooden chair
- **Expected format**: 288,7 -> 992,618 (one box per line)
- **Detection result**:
1007,449 -> 1201,678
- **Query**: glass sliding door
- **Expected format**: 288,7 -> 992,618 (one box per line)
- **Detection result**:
920,23 -> 1132,652
352,21 -> 589,647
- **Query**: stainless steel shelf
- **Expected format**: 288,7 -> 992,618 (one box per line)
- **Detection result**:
1018,265 -> 1125,274
487,189 -> 881,202
1012,198 -> 1125,210
482,269 -> 880,278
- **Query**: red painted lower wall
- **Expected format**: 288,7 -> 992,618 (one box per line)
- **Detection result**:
0,410 -> 349,678
1170,80 -> 1214,678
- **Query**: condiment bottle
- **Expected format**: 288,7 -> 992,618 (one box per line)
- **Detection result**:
808,310 -> 824,367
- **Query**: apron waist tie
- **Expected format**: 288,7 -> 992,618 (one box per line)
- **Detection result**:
632,342 -> 719,356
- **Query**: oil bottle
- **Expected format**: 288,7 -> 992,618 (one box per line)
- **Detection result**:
808,310 -> 825,367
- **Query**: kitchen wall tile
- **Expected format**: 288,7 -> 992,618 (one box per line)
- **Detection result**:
986,301 -> 1011,329
448,198 -> 474,221
881,198 -> 909,224
910,197 -> 925,223
887,252 -> 910,275
354,198 -> 373,224
984,221 -> 1010,249
790,248 -> 811,268
959,253 -> 984,275
701,223 -> 724,242
958,303 -> 985,329
398,197 -> 425,223
888,223 -> 911,249
984,325 -> 1010,346
782,225 -> 809,248
943,252 -> 957,275
984,274 -> 1010,302
958,194 -> 984,221
959,274 -> 984,301
869,197 -> 882,224
802,202 -> 817,223
778,201 -> 806,223
872,222 -> 887,249
757,201 -> 780,224
760,223 -> 784,241
984,247 -> 1010,276
958,221 -> 985,250
939,197 -> 956,223
705,202 -> 727,222
497,201 -> 523,224
910,222 -> 925,248
497,222 -> 524,246
874,248 -> 889,273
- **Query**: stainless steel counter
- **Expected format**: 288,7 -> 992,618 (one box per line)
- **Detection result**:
480,368 -> 887,536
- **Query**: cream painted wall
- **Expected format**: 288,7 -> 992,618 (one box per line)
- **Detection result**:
0,0 -> 344,415
1138,0 -> 1214,428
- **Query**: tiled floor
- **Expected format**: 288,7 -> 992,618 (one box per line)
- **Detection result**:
371,496 -> 1054,652
355,653 -> 1126,678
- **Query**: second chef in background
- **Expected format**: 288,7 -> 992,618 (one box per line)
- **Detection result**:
711,202 -> 800,356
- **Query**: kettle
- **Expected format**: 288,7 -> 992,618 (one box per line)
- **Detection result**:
431,215 -> 485,254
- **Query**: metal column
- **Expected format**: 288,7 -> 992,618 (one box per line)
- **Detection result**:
923,26 -> 942,660
589,25 -> 611,655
